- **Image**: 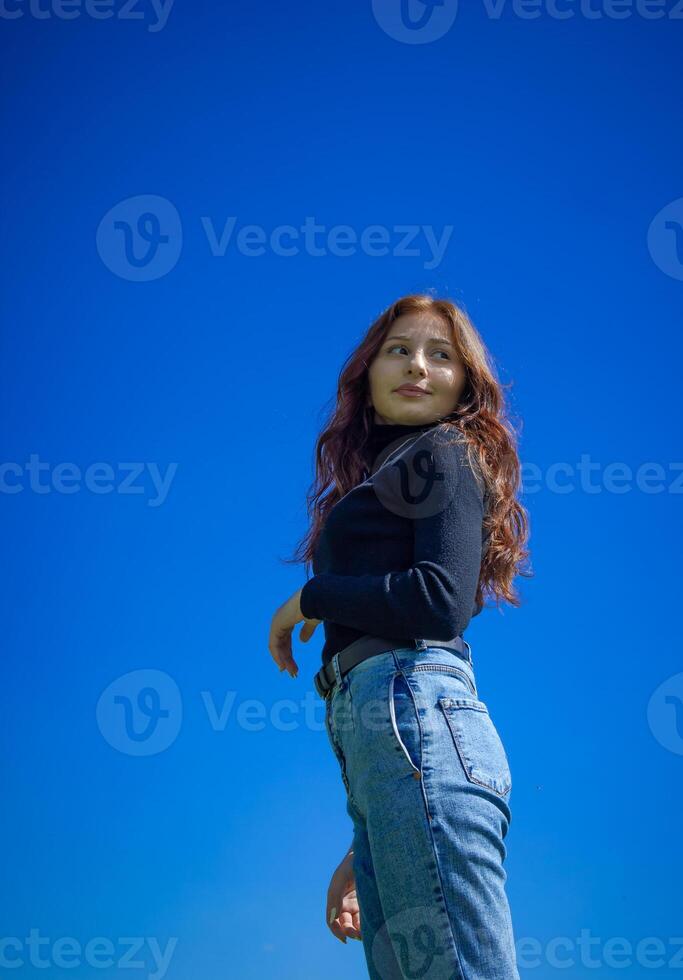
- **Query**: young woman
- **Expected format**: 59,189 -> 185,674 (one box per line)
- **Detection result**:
269,294 -> 531,979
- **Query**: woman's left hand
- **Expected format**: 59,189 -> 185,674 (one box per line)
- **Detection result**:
269,588 -> 322,677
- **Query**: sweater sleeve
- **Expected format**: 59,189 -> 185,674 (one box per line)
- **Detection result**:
299,432 -> 485,639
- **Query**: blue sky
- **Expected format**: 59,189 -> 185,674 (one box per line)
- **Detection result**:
1,2 -> 682,977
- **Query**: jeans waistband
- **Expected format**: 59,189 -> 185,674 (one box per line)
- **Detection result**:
313,633 -> 472,700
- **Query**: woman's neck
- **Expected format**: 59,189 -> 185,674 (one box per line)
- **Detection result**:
364,416 -> 441,467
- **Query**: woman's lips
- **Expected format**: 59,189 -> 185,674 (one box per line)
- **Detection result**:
394,388 -> 430,397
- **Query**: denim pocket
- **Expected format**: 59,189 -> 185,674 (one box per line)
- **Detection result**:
388,670 -> 422,774
438,696 -> 512,798
411,662 -> 477,698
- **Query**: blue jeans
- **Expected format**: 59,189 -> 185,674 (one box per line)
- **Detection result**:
324,643 -> 520,980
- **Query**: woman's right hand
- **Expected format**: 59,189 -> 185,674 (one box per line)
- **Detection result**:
326,850 -> 362,943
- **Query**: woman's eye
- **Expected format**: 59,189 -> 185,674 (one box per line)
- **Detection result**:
387,345 -> 449,359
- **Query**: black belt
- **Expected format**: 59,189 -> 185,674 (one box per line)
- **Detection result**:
313,633 -> 469,701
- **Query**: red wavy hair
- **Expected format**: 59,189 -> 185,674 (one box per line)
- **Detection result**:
285,293 -> 532,614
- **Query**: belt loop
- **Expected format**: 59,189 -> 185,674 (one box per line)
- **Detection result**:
415,639 -> 427,651
314,672 -> 327,700
331,652 -> 344,689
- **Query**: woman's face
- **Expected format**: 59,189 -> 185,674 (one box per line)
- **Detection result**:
367,312 -> 466,425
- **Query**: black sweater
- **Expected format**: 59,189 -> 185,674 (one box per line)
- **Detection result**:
300,419 -> 488,668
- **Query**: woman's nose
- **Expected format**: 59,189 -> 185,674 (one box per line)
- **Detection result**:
408,350 -> 427,373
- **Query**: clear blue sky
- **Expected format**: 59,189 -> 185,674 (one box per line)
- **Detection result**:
2,2 -> 682,977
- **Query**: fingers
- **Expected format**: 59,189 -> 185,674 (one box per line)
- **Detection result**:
269,628 -> 298,678
327,912 -> 361,943
299,618 -> 320,643
270,606 -> 320,675
280,654 -> 299,678
270,647 -> 298,677
341,892 -> 362,940
327,905 -> 347,944
338,909 -> 362,941
327,891 -> 363,944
